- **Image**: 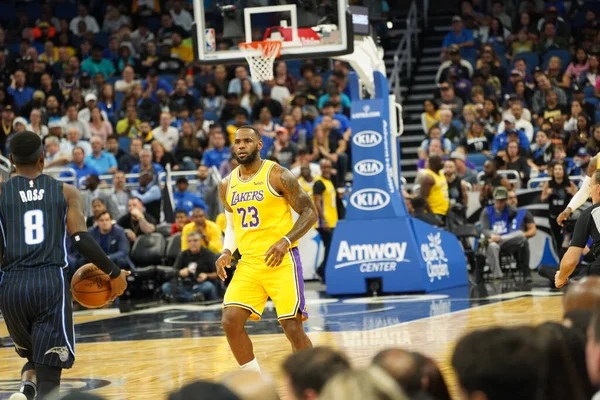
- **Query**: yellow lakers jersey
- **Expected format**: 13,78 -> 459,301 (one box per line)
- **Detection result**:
227,160 -> 296,257
299,176 -> 338,229
422,169 -> 449,216
298,177 -> 315,196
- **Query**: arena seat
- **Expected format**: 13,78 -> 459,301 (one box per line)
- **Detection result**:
466,153 -> 489,172
130,233 -> 166,268
511,52 -> 539,71
156,224 -> 172,238
585,86 -> 595,98
586,97 -> 599,108
163,233 -> 182,266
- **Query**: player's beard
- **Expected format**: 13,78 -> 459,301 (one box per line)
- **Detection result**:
234,148 -> 259,165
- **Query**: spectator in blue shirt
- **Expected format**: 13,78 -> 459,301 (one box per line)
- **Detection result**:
491,116 -> 531,156
81,46 -> 116,79
85,136 -> 118,175
315,102 -> 351,139
442,16 -> 475,62
130,149 -> 166,183
8,69 -> 35,111
142,68 -> 174,104
61,147 -> 99,188
131,170 -> 163,222
202,131 -> 231,168
89,211 -> 133,270
174,177 -> 207,215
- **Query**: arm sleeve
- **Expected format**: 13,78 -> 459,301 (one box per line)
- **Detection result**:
566,175 -> 592,212
71,232 -> 121,278
223,211 -> 238,254
571,211 -> 591,248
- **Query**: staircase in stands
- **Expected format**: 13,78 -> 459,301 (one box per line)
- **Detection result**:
385,9 -> 454,185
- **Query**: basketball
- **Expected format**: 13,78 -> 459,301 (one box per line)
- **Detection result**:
71,263 -> 112,309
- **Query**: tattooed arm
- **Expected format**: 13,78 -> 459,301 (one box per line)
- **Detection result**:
264,164 -> 318,267
272,164 -> 318,242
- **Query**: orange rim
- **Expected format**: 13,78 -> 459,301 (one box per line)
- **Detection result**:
239,40 -> 282,58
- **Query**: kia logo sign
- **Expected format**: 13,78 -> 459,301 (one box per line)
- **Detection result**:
350,188 -> 390,211
353,130 -> 382,148
354,159 -> 384,177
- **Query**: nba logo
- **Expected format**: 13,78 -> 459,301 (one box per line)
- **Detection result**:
205,29 -> 216,52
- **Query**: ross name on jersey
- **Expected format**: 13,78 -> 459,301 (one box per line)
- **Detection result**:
19,189 -> 45,203
230,190 -> 264,206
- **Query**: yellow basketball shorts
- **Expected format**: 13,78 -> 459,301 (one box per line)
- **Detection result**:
223,247 -> 308,321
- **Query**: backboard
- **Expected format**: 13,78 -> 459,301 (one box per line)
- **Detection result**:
192,1 -> 353,64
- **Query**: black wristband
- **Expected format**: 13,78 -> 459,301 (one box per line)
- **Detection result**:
71,232 -> 121,278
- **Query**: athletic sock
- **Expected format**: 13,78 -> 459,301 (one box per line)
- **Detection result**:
20,381 -> 36,400
240,358 -> 261,373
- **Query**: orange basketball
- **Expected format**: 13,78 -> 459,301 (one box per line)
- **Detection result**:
71,263 -> 111,309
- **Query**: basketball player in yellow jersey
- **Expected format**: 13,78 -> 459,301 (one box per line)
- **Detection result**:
419,155 -> 449,224
216,126 -> 318,373
557,154 -> 600,226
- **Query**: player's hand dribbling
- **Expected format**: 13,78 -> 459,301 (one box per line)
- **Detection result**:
109,270 -> 131,301
216,250 -> 232,281
264,238 -> 289,267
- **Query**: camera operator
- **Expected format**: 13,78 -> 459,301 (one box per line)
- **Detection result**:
556,170 -> 600,288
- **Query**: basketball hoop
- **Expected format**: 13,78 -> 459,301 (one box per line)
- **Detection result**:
239,40 -> 282,82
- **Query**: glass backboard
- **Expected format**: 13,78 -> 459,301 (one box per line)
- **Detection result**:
192,1 -> 353,64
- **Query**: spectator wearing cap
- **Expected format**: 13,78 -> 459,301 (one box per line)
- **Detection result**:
8,69 -> 34,111
570,147 -> 591,177
85,136 -> 118,175
62,103 -> 91,140
491,116 -> 530,156
479,186 -> 531,279
436,82 -> 464,118
442,16 -> 475,61
435,45 -> 473,85
173,177 -> 207,215
152,112 -> 179,152
142,68 -> 174,104
268,127 -> 299,169
12,117 -> 27,134
81,46 -> 116,80
498,104 -> 534,142
78,93 -> 109,124
62,147 -> 98,188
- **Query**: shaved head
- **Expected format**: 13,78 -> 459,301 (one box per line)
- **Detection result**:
563,276 -> 600,314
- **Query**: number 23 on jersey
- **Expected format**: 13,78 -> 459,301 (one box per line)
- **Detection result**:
236,206 -> 260,229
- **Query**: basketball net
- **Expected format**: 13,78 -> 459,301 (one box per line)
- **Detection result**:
239,40 -> 282,82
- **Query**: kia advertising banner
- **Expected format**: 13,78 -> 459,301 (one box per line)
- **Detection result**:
325,71 -> 468,295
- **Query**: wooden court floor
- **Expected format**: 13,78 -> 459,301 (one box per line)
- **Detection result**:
0,292 -> 563,399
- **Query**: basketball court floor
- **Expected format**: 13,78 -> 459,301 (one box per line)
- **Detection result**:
0,282 -> 563,399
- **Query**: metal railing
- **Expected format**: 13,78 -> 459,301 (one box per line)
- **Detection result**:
388,0 -> 419,102
527,176 -> 585,189
477,170 -> 522,188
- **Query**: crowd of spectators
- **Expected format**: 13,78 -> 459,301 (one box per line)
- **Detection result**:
415,0 -> 600,275
0,0 -> 359,298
